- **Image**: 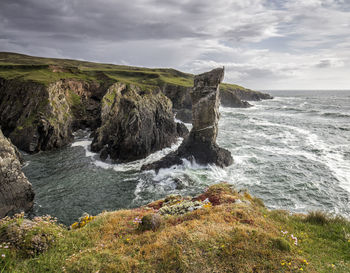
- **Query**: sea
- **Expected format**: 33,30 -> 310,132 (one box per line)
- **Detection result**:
23,90 -> 350,225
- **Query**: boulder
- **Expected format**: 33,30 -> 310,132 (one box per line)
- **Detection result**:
0,129 -> 34,217
138,214 -> 162,231
142,68 -> 233,172
91,83 -> 187,162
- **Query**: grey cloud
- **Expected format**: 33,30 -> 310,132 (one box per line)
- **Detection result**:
0,0 -> 349,89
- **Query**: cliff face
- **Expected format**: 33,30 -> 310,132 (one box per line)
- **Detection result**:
91,83 -> 187,162
0,78 -> 106,153
220,84 -> 273,101
0,129 -> 34,217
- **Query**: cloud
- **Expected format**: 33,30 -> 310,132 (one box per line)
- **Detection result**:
0,0 -> 349,89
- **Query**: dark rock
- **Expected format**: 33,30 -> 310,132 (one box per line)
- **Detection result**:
142,68 -> 233,172
222,87 -> 273,101
175,109 -> 192,123
162,84 -> 192,110
220,89 -> 252,108
138,213 -> 162,231
91,83 -> 183,162
0,129 -> 34,218
99,147 -> 109,161
0,77 -> 109,153
176,122 -> 189,138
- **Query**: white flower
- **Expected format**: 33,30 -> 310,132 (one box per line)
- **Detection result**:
1,254 -> 5,258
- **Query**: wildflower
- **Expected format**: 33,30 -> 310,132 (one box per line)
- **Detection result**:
221,244 -> 225,248
331,264 -> 335,268
126,238 -> 130,241
281,262 -> 285,266
133,217 -> 142,224
263,215 -> 267,218
291,234 -> 298,246
303,259 -> 309,265
288,262 -> 291,266
4,245 -> 9,249
299,268 -> 303,271
281,230 -> 288,235
1,254 -> 5,258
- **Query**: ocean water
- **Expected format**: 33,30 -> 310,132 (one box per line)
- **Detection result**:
23,90 -> 350,225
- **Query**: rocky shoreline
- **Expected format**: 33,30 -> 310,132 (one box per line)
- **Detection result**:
0,52 -> 273,217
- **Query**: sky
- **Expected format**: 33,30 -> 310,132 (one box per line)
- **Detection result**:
0,0 -> 349,90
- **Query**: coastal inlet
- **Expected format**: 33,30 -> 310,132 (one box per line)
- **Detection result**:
23,90 -> 350,225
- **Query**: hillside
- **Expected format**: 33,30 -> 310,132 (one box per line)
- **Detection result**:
1,183 -> 349,273
0,52 -> 257,93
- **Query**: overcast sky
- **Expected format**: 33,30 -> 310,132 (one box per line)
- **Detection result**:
0,0 -> 349,90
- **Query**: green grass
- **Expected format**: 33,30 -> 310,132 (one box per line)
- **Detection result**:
1,183 -> 349,273
0,52 -> 243,91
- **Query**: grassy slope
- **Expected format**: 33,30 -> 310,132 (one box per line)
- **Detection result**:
0,52 -> 249,91
1,183 -> 349,273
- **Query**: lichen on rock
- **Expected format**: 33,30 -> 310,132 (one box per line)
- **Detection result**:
0,129 -> 34,217
91,82 -> 188,162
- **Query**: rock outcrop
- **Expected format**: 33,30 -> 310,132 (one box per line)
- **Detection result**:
221,85 -> 273,101
162,82 -> 271,123
91,83 -> 188,162
142,68 -> 233,172
0,77 -> 108,153
0,129 -> 34,217
220,89 -> 252,108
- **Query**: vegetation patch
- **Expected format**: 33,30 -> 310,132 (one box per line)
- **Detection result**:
1,183 -> 349,272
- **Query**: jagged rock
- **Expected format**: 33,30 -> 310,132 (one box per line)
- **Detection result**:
0,129 -> 34,218
142,68 -> 233,172
0,78 -> 108,153
91,83 -> 187,162
175,109 -> 192,123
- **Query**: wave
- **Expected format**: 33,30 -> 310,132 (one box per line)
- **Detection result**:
322,112 -> 350,118
71,136 -> 184,172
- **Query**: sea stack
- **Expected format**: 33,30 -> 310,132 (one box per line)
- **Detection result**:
0,129 -> 35,217
142,67 -> 233,172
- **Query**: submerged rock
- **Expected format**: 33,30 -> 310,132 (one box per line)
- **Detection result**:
91,83 -> 188,162
0,129 -> 34,217
142,68 -> 233,172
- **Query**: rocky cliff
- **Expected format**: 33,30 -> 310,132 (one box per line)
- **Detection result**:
0,129 -> 34,217
220,83 -> 273,101
91,83 -> 187,162
142,68 -> 233,171
0,77 -> 104,153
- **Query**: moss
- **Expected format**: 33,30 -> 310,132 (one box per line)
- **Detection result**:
272,238 -> 291,251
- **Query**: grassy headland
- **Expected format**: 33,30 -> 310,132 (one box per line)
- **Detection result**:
1,183 -> 349,273
0,52 -> 249,91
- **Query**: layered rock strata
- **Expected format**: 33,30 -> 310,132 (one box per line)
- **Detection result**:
142,68 -> 233,172
0,129 -> 34,217
91,83 -> 188,162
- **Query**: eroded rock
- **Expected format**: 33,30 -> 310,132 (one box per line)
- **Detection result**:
142,68 -> 233,172
0,129 -> 34,217
91,83 -> 188,162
